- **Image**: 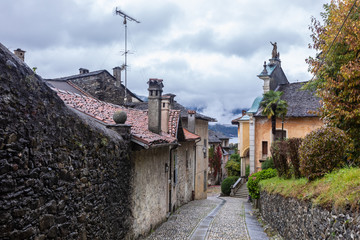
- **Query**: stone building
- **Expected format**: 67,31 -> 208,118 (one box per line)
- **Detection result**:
52,78 -> 208,238
131,94 -> 216,200
46,67 -> 142,105
232,48 -> 323,174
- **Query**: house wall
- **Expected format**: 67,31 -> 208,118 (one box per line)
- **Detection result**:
131,147 -> 169,238
254,116 -> 324,172
131,141 -> 196,238
175,141 -> 195,206
194,119 -> 209,200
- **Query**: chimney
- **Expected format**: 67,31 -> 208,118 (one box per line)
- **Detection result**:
113,66 -> 122,87
161,96 -> 170,133
148,78 -> 164,134
79,68 -> 89,74
163,93 -> 176,109
187,110 -> 196,133
14,48 -> 25,61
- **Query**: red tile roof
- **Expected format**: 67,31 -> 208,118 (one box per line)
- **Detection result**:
53,88 -> 178,146
183,128 -> 201,141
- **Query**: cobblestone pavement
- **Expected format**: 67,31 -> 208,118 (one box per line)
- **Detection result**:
144,197 -> 221,240
206,197 -> 250,240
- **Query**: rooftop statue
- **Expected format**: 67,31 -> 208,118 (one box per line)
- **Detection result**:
270,41 -> 279,59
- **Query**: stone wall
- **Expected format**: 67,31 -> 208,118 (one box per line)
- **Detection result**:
0,44 -> 134,239
260,191 -> 360,239
70,72 -> 128,105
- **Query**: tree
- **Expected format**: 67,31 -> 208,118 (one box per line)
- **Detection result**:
307,0 -> 360,161
209,145 -> 222,181
260,90 -> 288,141
225,152 -> 241,176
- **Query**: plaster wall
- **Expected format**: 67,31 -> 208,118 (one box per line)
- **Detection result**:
194,119 -> 209,200
254,117 -> 323,172
131,147 -> 168,238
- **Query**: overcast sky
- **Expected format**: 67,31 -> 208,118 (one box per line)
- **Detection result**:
2,0 -> 328,124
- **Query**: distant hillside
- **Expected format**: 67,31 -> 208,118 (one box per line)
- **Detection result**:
208,124 -> 237,138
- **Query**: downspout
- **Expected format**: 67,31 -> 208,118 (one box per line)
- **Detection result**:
169,144 -> 178,213
193,138 -> 201,200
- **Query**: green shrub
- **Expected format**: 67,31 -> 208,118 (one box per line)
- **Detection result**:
299,127 -> 349,181
247,168 -> 277,199
225,153 -> 241,176
261,157 -> 274,170
245,165 -> 250,178
221,176 -> 239,196
287,138 -> 302,178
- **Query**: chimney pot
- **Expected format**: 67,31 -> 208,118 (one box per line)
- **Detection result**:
14,48 -> 25,61
79,68 -> 89,74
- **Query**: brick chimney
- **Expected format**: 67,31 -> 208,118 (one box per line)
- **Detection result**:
148,78 -> 164,134
14,48 -> 25,61
79,68 -> 89,74
187,110 -> 196,133
113,66 -> 122,87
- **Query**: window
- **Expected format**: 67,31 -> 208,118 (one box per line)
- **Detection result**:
275,130 -> 287,140
262,141 -> 268,159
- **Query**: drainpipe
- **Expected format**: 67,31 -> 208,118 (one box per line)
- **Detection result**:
192,138 -> 201,200
169,144 -> 178,213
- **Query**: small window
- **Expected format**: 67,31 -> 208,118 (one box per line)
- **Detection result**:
262,141 -> 268,159
275,130 -> 287,140
163,103 -> 165,108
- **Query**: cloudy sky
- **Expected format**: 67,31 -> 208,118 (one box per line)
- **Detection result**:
2,0 -> 328,124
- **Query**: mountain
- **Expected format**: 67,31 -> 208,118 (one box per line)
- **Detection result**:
208,124 -> 237,138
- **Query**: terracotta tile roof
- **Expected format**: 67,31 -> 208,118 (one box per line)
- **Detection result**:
183,128 -> 201,141
53,88 -> 178,146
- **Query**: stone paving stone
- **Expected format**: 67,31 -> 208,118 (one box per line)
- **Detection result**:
207,197 -> 250,240
144,197 -> 220,240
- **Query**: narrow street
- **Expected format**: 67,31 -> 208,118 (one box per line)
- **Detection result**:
145,187 -> 269,240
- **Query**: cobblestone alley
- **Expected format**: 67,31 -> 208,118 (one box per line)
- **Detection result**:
144,187 -> 271,240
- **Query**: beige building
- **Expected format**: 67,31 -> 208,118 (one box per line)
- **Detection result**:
232,50 -> 323,174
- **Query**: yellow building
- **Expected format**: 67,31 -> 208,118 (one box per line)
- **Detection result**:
232,51 -> 323,174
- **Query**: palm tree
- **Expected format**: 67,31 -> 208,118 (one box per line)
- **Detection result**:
260,90 -> 288,141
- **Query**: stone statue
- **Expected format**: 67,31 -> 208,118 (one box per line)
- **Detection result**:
270,41 -> 278,59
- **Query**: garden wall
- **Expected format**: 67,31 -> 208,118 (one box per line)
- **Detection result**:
260,191 -> 360,239
0,43 -> 134,239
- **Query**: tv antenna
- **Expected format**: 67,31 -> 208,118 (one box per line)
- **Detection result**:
115,7 -> 140,102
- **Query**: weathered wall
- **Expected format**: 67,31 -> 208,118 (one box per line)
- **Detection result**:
176,141 -> 195,206
254,117 -> 323,171
194,119 -> 208,200
131,147 -> 169,238
0,44 -> 134,239
260,191 -> 360,239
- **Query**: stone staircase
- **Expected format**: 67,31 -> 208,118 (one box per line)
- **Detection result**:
233,182 -> 249,198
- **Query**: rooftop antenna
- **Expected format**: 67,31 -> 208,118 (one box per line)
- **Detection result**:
115,7 -> 140,103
